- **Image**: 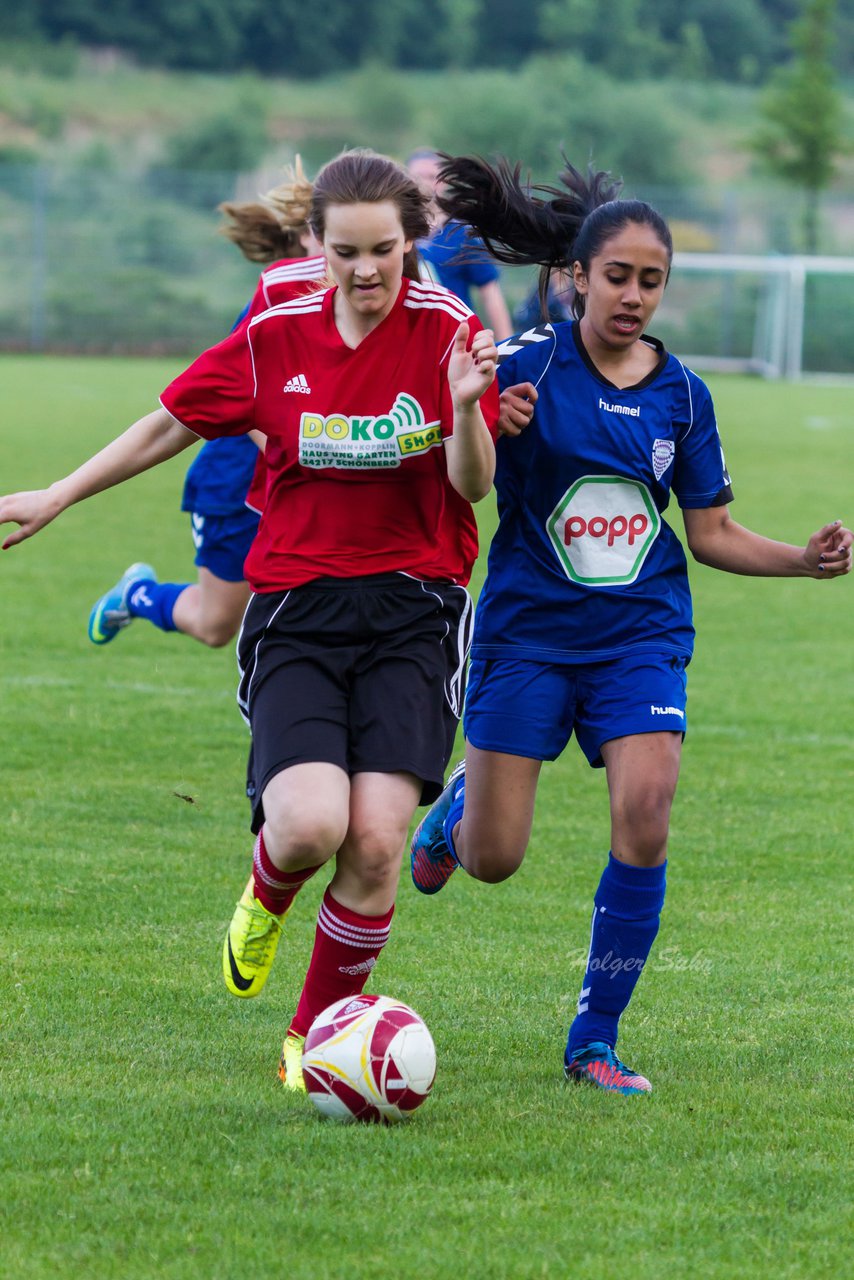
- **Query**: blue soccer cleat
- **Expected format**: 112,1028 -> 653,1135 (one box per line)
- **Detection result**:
410,760 -> 466,895
564,1041 -> 652,1095
88,562 -> 157,645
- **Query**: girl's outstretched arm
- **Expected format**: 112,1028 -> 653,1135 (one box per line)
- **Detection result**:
684,506 -> 852,579
0,407 -> 198,550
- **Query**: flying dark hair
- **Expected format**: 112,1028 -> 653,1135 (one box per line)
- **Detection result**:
437,153 -> 673,319
309,148 -> 431,282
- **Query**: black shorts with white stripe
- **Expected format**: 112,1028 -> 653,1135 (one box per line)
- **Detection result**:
237,572 -> 473,831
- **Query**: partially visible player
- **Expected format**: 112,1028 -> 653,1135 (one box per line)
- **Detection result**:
512,266 -> 573,330
407,147 -> 513,341
87,158 -> 324,650
410,151 -> 852,1095
0,148 -> 499,1098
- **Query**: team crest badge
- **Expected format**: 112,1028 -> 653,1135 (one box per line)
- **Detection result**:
651,438 -> 675,481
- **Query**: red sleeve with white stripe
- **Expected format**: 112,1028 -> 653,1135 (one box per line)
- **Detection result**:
160,326 -> 256,440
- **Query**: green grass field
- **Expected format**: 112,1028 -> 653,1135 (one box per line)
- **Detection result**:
0,357 -> 852,1280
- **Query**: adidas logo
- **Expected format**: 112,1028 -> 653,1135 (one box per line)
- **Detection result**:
338,958 -> 377,977
283,373 -> 311,394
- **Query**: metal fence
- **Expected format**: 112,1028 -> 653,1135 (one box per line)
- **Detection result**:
0,163 -> 260,355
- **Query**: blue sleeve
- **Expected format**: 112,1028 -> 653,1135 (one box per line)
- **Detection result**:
231,300 -> 252,333
496,324 -> 556,391
461,255 -> 500,287
443,222 -> 500,285
497,350 -> 521,392
673,373 -> 733,508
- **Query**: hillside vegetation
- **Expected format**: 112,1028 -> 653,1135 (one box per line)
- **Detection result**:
1,39 -> 853,192
1,40 -> 852,360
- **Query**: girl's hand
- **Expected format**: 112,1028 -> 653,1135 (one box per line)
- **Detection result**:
804,520 -> 852,578
0,488 -> 64,549
448,322 -> 497,407
498,381 -> 538,437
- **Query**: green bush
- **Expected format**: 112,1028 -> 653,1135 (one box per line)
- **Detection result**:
0,36 -> 79,77
163,100 -> 270,175
431,57 -> 695,188
352,64 -> 415,151
0,143 -> 40,166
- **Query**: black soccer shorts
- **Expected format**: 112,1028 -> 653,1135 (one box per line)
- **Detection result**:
236,572 -> 473,831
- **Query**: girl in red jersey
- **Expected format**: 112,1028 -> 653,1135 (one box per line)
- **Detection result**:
0,149 -> 499,1093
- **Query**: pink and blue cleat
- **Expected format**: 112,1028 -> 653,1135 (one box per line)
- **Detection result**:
409,760 -> 466,895
564,1041 -> 652,1095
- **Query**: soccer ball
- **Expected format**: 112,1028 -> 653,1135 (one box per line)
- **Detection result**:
302,994 -> 436,1124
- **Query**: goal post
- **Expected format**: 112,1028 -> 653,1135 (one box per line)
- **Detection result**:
655,253 -> 854,380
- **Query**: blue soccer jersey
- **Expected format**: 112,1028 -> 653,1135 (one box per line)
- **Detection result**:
476,321 -> 733,663
417,220 -> 501,311
181,436 -> 259,517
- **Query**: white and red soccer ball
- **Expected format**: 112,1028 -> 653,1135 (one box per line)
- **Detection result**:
302,994 -> 436,1124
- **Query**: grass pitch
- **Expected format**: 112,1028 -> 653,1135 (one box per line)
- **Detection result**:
0,357 -> 852,1280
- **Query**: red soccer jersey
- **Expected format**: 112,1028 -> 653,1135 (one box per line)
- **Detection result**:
161,277 -> 499,591
240,255 -> 328,514
246,254 -> 328,317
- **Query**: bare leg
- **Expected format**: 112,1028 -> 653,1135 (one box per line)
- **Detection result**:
171,566 -> 251,648
453,744 -> 543,882
260,761 -> 352,871
600,732 -> 682,866
223,761 -> 351,1003
332,771 -> 423,913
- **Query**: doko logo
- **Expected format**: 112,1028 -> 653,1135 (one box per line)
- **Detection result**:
546,475 -> 660,585
298,393 -> 441,469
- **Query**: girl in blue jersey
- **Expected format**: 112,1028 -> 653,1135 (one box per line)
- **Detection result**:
410,154 -> 852,1094
407,148 -> 514,340
87,160 -> 322,650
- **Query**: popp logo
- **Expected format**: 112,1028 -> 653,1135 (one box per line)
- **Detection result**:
546,475 -> 660,585
563,512 -> 651,548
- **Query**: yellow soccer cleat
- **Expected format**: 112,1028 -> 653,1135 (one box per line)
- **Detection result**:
222,877 -> 286,998
278,1033 -> 306,1093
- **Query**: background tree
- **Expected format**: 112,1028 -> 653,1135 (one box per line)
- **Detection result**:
750,0 -> 846,253
9,0 -> 853,81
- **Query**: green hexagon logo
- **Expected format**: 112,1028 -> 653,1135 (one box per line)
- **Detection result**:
546,475 -> 660,585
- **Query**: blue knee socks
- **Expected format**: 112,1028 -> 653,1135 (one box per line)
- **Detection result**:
568,853 -> 666,1056
128,579 -> 188,633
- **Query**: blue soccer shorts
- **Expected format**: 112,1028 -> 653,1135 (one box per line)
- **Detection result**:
190,509 -> 260,583
463,652 -> 689,766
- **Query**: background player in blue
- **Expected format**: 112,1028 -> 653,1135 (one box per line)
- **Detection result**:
407,148 -> 513,341
411,153 -> 852,1094
512,266 -> 573,331
87,159 -> 322,650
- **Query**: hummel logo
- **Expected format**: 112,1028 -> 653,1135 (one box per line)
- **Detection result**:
599,397 -> 640,417
283,373 -> 311,394
130,586 -> 153,609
